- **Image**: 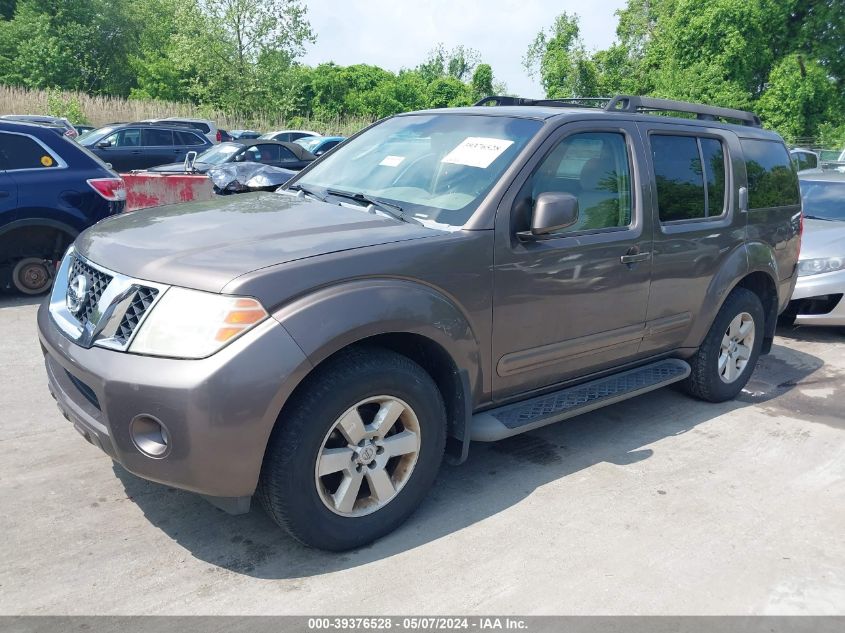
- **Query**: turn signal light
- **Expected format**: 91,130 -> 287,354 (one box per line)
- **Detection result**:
215,298 -> 267,342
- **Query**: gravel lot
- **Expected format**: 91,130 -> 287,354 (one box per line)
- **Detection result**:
1,294 -> 843,615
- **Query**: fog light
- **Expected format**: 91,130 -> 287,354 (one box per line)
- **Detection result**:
130,415 -> 170,458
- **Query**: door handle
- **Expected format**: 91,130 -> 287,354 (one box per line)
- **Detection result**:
0,190 -> 10,199
620,251 -> 651,264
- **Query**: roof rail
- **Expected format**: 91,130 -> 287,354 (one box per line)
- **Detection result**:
605,95 -> 762,127
474,96 -> 608,109
475,94 -> 762,128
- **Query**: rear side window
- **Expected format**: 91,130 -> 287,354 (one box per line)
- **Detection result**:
171,121 -> 210,134
0,132 -> 61,170
142,128 -> 174,146
740,139 -> 800,209
652,134 -> 727,222
175,130 -> 205,146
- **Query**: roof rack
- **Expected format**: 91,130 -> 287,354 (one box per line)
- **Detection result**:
606,95 -> 761,127
474,94 -> 762,128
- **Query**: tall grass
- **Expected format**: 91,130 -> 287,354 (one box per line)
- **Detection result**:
0,85 -> 373,136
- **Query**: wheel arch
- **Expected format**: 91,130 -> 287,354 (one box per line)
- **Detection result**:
0,218 -> 78,262
684,243 -> 779,353
265,278 -> 483,465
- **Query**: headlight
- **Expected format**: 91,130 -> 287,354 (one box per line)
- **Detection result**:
797,256 -> 845,277
129,287 -> 268,359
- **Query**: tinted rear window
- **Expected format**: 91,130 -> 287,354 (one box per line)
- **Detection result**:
171,121 -> 210,134
175,130 -> 206,146
142,128 -> 174,146
741,139 -> 800,209
0,132 -> 61,169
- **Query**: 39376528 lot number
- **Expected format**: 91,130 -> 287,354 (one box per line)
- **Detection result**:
307,617 -> 473,630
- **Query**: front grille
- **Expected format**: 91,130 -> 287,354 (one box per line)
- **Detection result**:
113,287 -> 159,344
68,256 -> 112,326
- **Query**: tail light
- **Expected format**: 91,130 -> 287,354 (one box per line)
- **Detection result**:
216,129 -> 222,142
87,177 -> 126,201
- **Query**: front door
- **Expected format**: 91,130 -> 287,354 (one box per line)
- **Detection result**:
492,120 -> 653,400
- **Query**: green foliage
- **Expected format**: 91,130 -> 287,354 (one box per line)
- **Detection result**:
523,12 -> 600,98
45,87 -> 87,123
0,0 -> 505,124
757,55 -> 839,142
528,1 -> 845,144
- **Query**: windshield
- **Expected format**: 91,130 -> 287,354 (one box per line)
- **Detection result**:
78,126 -> 117,145
193,143 -> 242,165
292,114 -> 542,227
801,180 -> 845,220
294,137 -> 321,152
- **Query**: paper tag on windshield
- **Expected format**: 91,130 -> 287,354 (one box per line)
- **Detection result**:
441,137 -> 514,169
379,155 -> 405,167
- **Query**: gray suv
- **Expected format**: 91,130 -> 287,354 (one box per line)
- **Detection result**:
38,95 -> 802,551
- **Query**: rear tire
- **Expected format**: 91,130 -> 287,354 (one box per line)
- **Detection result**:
258,347 -> 446,551
683,288 -> 764,402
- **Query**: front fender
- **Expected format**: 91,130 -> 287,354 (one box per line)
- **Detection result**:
272,277 -> 483,402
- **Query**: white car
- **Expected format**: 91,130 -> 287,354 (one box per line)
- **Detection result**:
141,117 -> 219,144
784,173 -> 845,326
790,148 -> 823,175
258,129 -> 320,142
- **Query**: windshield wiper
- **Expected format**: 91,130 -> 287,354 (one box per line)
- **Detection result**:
803,214 -> 839,221
326,189 -> 420,225
287,183 -> 326,202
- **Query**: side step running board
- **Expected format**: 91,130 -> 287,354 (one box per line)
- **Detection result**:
471,359 -> 691,442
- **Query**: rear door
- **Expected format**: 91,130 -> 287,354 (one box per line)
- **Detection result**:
0,134 -> 20,224
141,128 -> 176,168
637,122 -> 745,355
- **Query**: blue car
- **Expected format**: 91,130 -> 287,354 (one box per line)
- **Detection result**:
0,120 -> 125,294
293,135 -> 346,156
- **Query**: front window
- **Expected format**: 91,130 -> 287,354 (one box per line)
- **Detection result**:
292,114 -> 543,227
800,180 -> 845,221
194,143 -> 242,165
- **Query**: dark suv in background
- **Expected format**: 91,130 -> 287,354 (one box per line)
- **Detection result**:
78,123 -> 212,172
39,95 -> 801,550
1,120 -> 124,294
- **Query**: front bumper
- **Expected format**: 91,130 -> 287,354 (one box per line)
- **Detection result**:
788,268 -> 845,326
38,299 -> 311,502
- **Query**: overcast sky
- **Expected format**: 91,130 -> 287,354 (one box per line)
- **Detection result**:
301,0 -> 628,98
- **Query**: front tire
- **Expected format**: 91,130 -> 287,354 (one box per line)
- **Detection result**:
683,288 -> 765,402
12,257 -> 54,295
258,347 -> 446,551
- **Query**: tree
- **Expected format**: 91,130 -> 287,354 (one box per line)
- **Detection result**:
757,54 -> 840,142
200,0 -> 314,74
471,64 -> 494,101
523,12 -> 600,98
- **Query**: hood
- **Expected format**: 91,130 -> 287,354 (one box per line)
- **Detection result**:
75,192 -> 441,292
147,162 -> 212,174
800,219 -> 845,260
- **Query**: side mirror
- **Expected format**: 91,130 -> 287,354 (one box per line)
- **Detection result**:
96,140 -> 111,149
520,192 -> 579,238
234,153 -> 247,162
